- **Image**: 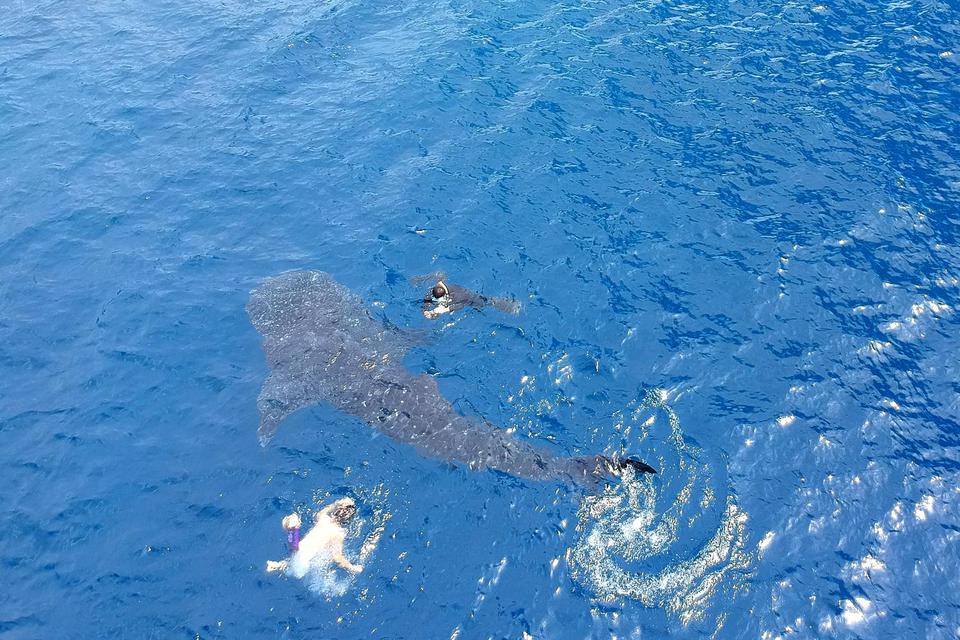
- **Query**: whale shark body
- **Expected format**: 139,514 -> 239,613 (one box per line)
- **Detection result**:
248,270 -> 654,485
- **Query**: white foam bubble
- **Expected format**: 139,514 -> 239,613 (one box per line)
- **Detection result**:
887,502 -> 904,529
287,548 -> 351,598
841,597 -> 872,626
914,495 -> 934,522
758,531 -> 776,556
880,297 -> 952,341
857,554 -> 885,575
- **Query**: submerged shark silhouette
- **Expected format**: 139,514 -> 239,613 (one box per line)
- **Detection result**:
247,270 -> 655,485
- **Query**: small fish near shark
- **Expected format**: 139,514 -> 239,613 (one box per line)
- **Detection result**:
247,270 -> 655,485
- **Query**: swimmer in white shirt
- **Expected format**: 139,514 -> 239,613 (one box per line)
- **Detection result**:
266,498 -> 363,576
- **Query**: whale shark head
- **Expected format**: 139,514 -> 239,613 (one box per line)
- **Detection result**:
247,270 -> 412,445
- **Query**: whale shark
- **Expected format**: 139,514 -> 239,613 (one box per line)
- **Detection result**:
247,270 -> 655,485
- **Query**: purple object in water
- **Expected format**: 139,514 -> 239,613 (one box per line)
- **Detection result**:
287,527 -> 300,552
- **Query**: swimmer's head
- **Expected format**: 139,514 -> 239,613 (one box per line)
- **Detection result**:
432,282 -> 448,299
331,498 -> 357,526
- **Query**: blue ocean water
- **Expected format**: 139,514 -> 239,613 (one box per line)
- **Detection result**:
2,0 -> 958,637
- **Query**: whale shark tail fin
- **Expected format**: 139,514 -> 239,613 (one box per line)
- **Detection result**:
567,455 -> 657,486
617,457 -> 657,475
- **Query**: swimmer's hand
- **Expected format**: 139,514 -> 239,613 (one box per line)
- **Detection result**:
282,513 -> 302,530
266,560 -> 288,573
423,305 -> 450,319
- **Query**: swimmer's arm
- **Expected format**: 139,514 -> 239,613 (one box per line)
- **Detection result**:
333,549 -> 363,573
423,304 -> 451,319
422,295 -> 437,314
331,531 -> 363,573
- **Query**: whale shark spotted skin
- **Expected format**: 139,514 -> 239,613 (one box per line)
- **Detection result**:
247,271 -> 654,485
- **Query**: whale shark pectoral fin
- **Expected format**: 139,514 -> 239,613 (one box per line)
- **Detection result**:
256,373 -> 315,447
257,394 -> 292,447
257,414 -> 280,447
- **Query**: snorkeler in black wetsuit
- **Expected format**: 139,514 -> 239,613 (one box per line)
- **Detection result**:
420,277 -> 520,320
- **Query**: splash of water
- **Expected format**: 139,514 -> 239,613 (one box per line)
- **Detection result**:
568,390 -> 752,622
290,548 -> 353,599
